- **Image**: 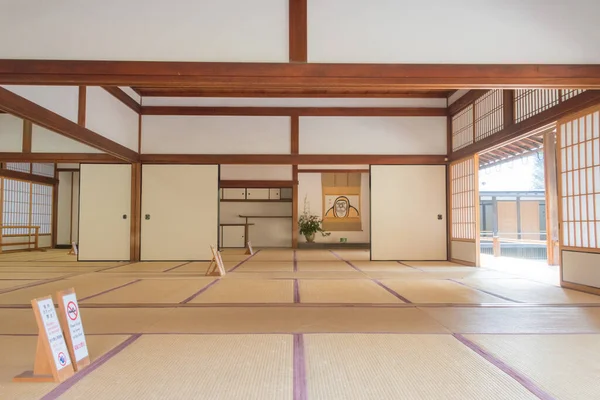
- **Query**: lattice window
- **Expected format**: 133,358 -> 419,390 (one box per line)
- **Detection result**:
32,163 -> 55,178
515,89 -> 560,123
475,90 -> 504,142
451,157 -> 477,240
561,89 -> 586,101
4,163 -> 31,174
452,105 -> 474,151
1,179 -> 53,236
31,184 -> 53,234
2,178 -> 31,236
558,107 -> 600,248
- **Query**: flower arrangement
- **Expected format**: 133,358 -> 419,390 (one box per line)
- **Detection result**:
298,197 -> 330,242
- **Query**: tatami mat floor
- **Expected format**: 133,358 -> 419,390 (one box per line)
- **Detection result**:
1,248 -> 599,399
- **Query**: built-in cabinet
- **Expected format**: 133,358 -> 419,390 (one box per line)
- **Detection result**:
220,187 -> 292,201
221,225 -> 245,248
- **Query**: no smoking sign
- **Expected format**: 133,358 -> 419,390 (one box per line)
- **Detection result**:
66,301 -> 78,321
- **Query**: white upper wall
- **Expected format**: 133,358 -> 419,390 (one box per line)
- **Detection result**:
0,114 -> 23,152
86,87 -> 139,151
142,97 -> 447,108
32,125 -> 103,153
448,90 -> 470,106
220,165 -> 292,180
2,85 -> 79,123
142,115 -> 291,154
299,117 -> 447,155
0,0 -> 288,62
308,0 -> 600,63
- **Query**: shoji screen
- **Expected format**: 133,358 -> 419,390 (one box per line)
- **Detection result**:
558,106 -> 600,291
449,156 -> 479,266
79,164 -> 131,261
371,165 -> 447,260
141,165 -> 219,261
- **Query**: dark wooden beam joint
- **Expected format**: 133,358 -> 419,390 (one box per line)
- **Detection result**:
102,86 -> 141,114
22,120 -> 32,153
289,0 -> 307,63
0,152 -> 124,163
220,180 -> 294,188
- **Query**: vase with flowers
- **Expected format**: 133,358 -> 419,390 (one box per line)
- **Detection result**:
298,197 -> 330,242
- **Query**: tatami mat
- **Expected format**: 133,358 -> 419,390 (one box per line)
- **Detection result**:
333,250 -> 371,261
296,261 -> 357,272
350,261 -> 415,271
423,307 -> 600,334
250,250 -> 292,262
403,261 -> 464,267
164,261 -> 211,273
466,334 -> 600,400
0,280 -> 35,291
305,334 -> 536,400
105,262 -> 184,273
0,276 -> 138,305
145,307 -> 448,334
295,251 -> 338,261
190,279 -> 294,303
299,279 -> 404,303
459,278 -> 600,304
380,279 -> 510,304
82,279 -> 215,304
59,335 -> 293,400
232,261 -> 294,272
0,334 -> 131,400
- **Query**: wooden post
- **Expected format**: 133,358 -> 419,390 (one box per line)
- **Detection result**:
544,130 -> 560,265
34,226 -> 39,250
492,236 -> 501,257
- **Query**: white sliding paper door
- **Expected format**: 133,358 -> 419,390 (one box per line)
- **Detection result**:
141,165 -> 219,260
79,164 -> 131,261
371,165 -> 447,260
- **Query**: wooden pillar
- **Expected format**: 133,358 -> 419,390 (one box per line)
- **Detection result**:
503,90 -> 515,129
291,115 -> 299,249
289,0 -> 307,62
516,196 -> 522,240
544,131 -> 560,266
130,163 -> 142,261
51,164 -> 58,248
492,196 -> 498,236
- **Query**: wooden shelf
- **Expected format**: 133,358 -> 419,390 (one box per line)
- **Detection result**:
239,215 -> 292,219
220,199 -> 292,203
220,223 -> 255,226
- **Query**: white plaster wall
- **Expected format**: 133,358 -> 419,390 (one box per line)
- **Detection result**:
451,240 -> 477,264
32,125 -> 103,153
299,117 -> 446,155
308,0 -> 600,63
220,165 -> 292,180
297,172 -> 370,243
120,87 -> 141,104
448,90 -> 470,106
142,97 -> 447,108
220,202 -> 292,248
0,0 -> 287,62
142,116 -> 291,154
0,114 -> 23,152
2,85 -> 79,123
562,250 -> 600,288
86,87 -> 139,151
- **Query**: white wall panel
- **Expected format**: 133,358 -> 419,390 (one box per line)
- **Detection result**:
220,165 -> 292,180
86,87 -> 139,151
57,163 -> 80,169
220,202 -> 292,247
142,97 -> 447,108
0,114 -> 23,152
371,165 -> 447,260
57,171 -> 73,245
308,0 -> 600,63
141,165 -> 219,260
79,164 -> 131,261
299,117 -> 446,155
142,116 -> 290,154
2,85 -> 79,122
119,87 -> 141,104
32,125 -> 103,153
451,241 -> 477,264
562,251 -> 600,288
448,90 -> 470,106
0,0 -> 287,62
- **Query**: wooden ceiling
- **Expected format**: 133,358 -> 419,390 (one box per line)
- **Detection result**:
479,132 -> 545,167
131,87 -> 455,98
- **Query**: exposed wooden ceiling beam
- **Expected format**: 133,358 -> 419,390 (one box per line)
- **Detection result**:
102,86 -> 141,114
0,87 -> 139,162
133,88 -> 452,98
0,167 -> 58,185
289,0 -> 307,63
0,152 -> 124,163
1,61 -> 600,89
141,106 -> 447,117
140,154 -> 447,165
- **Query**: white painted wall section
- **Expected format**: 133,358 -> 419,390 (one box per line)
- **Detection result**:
2,85 -> 79,123
220,165 -> 292,180
0,114 -> 23,152
451,240 -> 477,265
562,251 -> 600,289
86,87 -> 139,151
142,116 -> 291,154
32,126 -> 103,153
299,117 -> 446,155
0,0 -> 288,62
308,0 -> 600,63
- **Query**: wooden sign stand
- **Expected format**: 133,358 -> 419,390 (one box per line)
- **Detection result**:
14,296 -> 75,383
56,288 -> 90,371
67,242 -> 78,256
206,245 -> 226,276
245,241 -> 254,256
